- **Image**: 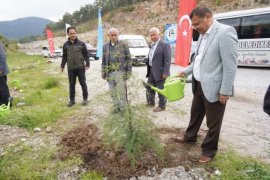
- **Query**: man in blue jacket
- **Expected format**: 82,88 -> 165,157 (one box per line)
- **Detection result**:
0,42 -> 12,106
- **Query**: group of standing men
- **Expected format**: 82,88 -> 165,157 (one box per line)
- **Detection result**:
54,5 -> 270,163
61,26 -> 171,113
59,5 -> 239,163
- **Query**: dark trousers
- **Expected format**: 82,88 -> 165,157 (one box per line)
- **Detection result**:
146,68 -> 166,108
0,75 -> 10,105
184,81 -> 226,157
68,69 -> 88,101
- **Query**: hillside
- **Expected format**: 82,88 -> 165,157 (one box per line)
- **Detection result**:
0,17 -> 53,40
19,0 -> 269,54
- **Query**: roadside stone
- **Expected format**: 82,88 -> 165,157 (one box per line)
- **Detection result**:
215,169 -> 222,177
34,127 -> 41,132
21,138 -> 27,142
57,165 -> 80,180
189,168 -> 209,179
45,127 -> 52,133
147,170 -> 152,176
175,166 -> 185,177
16,102 -> 26,107
150,167 -> 157,176
138,176 -> 154,180
136,166 -> 210,180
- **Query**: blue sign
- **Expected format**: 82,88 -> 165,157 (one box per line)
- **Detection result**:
164,24 -> 177,44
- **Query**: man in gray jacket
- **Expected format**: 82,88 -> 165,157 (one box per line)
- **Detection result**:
177,6 -> 238,163
0,42 -> 12,106
146,27 -> 171,112
102,27 -> 132,113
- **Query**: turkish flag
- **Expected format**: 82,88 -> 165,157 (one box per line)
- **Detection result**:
175,0 -> 196,67
46,28 -> 55,56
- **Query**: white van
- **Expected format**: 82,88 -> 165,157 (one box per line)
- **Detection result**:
42,46 -> 62,58
118,35 -> 149,64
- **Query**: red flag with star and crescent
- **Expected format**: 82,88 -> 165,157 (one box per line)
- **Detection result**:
175,0 -> 196,66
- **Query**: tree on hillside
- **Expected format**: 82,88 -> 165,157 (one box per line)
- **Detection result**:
62,13 -> 73,25
47,0 -> 149,32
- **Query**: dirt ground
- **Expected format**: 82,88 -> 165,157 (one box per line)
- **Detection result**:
58,124 -> 207,179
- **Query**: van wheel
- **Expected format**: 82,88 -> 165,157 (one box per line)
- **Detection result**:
94,57 -> 99,60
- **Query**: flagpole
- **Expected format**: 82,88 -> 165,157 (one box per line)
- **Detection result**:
96,8 -> 103,58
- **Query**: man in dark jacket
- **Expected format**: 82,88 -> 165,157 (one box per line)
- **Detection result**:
146,27 -> 171,112
0,42 -> 12,106
60,26 -> 90,107
264,85 -> 270,116
102,27 -> 132,113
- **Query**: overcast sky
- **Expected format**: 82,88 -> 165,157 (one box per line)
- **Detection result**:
0,0 -> 95,21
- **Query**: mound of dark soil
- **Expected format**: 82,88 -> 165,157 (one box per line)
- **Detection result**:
58,124 -> 206,179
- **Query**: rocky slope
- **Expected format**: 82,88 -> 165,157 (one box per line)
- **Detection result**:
18,0 -> 269,54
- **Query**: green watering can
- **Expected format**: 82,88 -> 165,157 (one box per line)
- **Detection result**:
145,75 -> 186,102
0,101 -> 11,117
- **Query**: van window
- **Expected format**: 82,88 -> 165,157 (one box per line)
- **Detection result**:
124,39 -> 148,48
42,47 -> 48,50
240,13 -> 270,39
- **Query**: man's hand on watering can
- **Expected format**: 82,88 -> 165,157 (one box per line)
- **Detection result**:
219,94 -> 229,105
162,74 -> 169,79
178,72 -> 186,78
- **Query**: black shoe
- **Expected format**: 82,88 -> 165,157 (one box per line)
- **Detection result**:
82,99 -> 88,106
67,101 -> 75,107
146,103 -> 155,107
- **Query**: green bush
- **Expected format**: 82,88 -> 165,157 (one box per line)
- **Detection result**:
121,6 -> 135,13
44,77 -> 60,89
209,151 -> 270,179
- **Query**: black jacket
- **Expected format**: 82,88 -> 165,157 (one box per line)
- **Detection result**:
61,38 -> 89,70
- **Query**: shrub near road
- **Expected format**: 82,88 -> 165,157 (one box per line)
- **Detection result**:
0,51 -> 72,129
0,50 -> 90,179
